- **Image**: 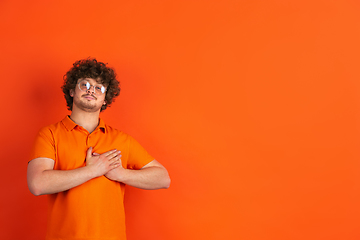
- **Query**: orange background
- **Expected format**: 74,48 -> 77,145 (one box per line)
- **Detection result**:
1,0 -> 360,239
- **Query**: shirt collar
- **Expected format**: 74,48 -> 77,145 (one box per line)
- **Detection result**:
62,116 -> 77,131
62,116 -> 106,133
97,118 -> 106,133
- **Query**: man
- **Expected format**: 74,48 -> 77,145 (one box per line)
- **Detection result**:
27,58 -> 170,240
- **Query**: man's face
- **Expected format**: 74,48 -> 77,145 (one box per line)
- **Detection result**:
70,78 -> 107,113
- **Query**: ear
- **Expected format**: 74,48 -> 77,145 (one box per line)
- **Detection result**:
103,100 -> 107,105
70,89 -> 74,97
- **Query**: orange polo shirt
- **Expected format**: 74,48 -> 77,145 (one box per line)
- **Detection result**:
30,116 -> 154,240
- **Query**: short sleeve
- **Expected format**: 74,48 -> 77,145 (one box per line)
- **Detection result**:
127,136 -> 154,170
29,127 -> 56,162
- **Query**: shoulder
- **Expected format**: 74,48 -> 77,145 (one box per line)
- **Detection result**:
103,123 -> 142,144
103,124 -> 132,140
31,120 -> 64,152
35,118 -> 68,140
37,120 -> 62,134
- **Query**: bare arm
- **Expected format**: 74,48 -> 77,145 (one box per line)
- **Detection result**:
105,160 -> 171,190
27,147 -> 122,196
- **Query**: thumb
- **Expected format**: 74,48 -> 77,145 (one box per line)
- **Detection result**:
86,146 -> 93,159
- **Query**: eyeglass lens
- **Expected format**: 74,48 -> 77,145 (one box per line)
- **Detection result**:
78,80 -> 106,95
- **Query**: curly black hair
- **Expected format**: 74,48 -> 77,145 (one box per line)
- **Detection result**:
62,58 -> 120,111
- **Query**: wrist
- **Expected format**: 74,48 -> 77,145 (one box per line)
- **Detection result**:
85,165 -> 99,179
116,168 -> 128,183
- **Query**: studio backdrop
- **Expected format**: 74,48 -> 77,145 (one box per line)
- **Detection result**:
1,0 -> 360,239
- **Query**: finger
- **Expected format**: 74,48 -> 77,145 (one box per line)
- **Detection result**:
106,151 -> 121,160
113,151 -> 121,159
111,155 -> 122,162
109,161 -> 121,170
104,149 -> 118,157
110,159 -> 122,167
109,163 -> 120,170
109,157 -> 121,165
109,161 -> 120,167
86,147 -> 93,159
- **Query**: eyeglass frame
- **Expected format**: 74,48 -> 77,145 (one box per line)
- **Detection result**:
77,79 -> 107,95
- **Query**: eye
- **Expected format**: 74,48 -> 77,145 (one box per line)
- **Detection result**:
101,86 -> 106,93
95,86 -> 106,93
80,81 -> 90,89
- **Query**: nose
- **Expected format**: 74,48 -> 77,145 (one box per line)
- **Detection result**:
87,87 -> 95,94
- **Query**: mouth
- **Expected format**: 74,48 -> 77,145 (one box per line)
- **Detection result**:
82,94 -> 97,100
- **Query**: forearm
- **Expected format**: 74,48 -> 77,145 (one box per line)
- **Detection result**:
28,166 -> 95,196
28,149 -> 121,196
116,166 -> 170,190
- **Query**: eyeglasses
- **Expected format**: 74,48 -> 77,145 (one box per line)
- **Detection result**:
78,80 -> 106,95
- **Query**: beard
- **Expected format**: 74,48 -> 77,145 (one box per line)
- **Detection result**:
73,94 -> 103,112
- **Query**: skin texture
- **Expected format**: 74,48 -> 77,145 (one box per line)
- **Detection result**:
27,78 -> 170,196
61,58 -> 120,112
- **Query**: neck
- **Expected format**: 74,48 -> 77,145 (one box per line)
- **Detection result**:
70,108 -> 100,133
